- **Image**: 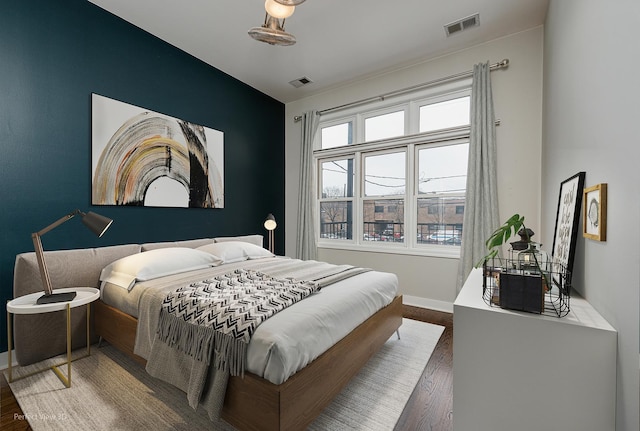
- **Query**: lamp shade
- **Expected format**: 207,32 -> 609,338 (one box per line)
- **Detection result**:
264,214 -> 277,231
81,211 -> 113,237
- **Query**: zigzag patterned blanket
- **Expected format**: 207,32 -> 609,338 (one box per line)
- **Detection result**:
156,269 -> 321,376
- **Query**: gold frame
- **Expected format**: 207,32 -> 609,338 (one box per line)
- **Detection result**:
583,183 -> 607,241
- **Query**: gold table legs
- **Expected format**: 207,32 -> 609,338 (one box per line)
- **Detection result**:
7,303 -> 91,388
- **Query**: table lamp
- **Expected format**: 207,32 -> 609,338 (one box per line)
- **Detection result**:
264,213 -> 277,254
32,209 -> 113,304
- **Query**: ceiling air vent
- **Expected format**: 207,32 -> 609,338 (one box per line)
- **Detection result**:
444,13 -> 479,37
289,76 -> 313,88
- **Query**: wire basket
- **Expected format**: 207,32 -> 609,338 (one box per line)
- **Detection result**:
482,256 -> 571,318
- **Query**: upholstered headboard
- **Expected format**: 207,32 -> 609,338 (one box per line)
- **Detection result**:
12,235 -> 263,365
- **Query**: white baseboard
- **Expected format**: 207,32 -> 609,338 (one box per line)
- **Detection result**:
403,295 -> 453,313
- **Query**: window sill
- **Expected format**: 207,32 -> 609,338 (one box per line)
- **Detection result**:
317,241 -> 461,259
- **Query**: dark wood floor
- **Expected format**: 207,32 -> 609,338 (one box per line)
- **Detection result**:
1,366 -> 32,431
396,305 -> 454,431
1,305 -> 453,431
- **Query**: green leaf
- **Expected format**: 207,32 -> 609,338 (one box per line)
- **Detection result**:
485,214 -> 524,249
474,214 -> 527,268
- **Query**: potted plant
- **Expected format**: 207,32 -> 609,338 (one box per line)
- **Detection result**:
476,214 -> 549,313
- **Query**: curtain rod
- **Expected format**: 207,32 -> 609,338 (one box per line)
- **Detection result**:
293,59 -> 509,122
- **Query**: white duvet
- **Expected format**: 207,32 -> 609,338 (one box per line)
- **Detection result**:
101,257 -> 398,385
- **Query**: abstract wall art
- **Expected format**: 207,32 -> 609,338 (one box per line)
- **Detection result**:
91,93 -> 224,208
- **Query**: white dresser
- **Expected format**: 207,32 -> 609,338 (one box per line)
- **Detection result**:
453,268 -> 617,431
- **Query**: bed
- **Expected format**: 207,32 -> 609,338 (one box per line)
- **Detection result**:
12,235 -> 402,431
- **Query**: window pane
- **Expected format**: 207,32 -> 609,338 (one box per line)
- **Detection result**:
417,197 -> 463,245
364,151 -> 406,196
363,199 -> 404,243
418,143 -> 468,194
320,201 -> 352,240
321,122 -> 352,149
419,97 -> 470,133
321,159 -> 354,198
365,111 -> 404,141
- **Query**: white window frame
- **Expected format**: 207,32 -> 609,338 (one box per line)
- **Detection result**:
315,81 -> 472,258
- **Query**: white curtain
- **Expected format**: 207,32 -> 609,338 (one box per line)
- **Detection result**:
456,62 -> 500,291
296,111 -> 320,260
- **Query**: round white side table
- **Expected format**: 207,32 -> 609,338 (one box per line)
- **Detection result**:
6,287 -> 100,388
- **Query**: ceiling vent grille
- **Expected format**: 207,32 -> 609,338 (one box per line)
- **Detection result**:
289,76 -> 313,88
444,13 -> 479,37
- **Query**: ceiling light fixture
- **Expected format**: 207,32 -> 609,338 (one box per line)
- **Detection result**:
265,0 -> 295,19
248,14 -> 296,46
273,0 -> 306,5
248,0 -> 308,46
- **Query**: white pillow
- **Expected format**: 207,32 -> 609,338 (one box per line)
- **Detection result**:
214,235 -> 264,247
100,247 -> 221,290
197,241 -> 273,264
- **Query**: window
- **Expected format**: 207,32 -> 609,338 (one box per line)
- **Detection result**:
364,151 -> 405,196
321,121 -> 352,149
419,97 -> 470,133
364,199 -> 405,242
316,85 -> 470,256
319,158 -> 354,240
365,110 -> 405,141
363,150 -> 406,243
416,143 -> 467,246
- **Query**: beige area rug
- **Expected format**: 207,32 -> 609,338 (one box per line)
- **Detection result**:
6,318 -> 443,431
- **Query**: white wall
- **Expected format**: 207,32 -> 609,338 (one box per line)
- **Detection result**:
543,1 -> 640,429
285,27 -> 544,308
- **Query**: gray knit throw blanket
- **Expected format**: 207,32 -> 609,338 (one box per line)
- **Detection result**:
156,269 -> 320,376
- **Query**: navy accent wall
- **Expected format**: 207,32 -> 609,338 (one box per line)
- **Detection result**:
0,0 -> 285,353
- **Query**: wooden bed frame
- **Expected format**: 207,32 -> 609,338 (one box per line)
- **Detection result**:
94,294 -> 403,431
13,240 -> 403,430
